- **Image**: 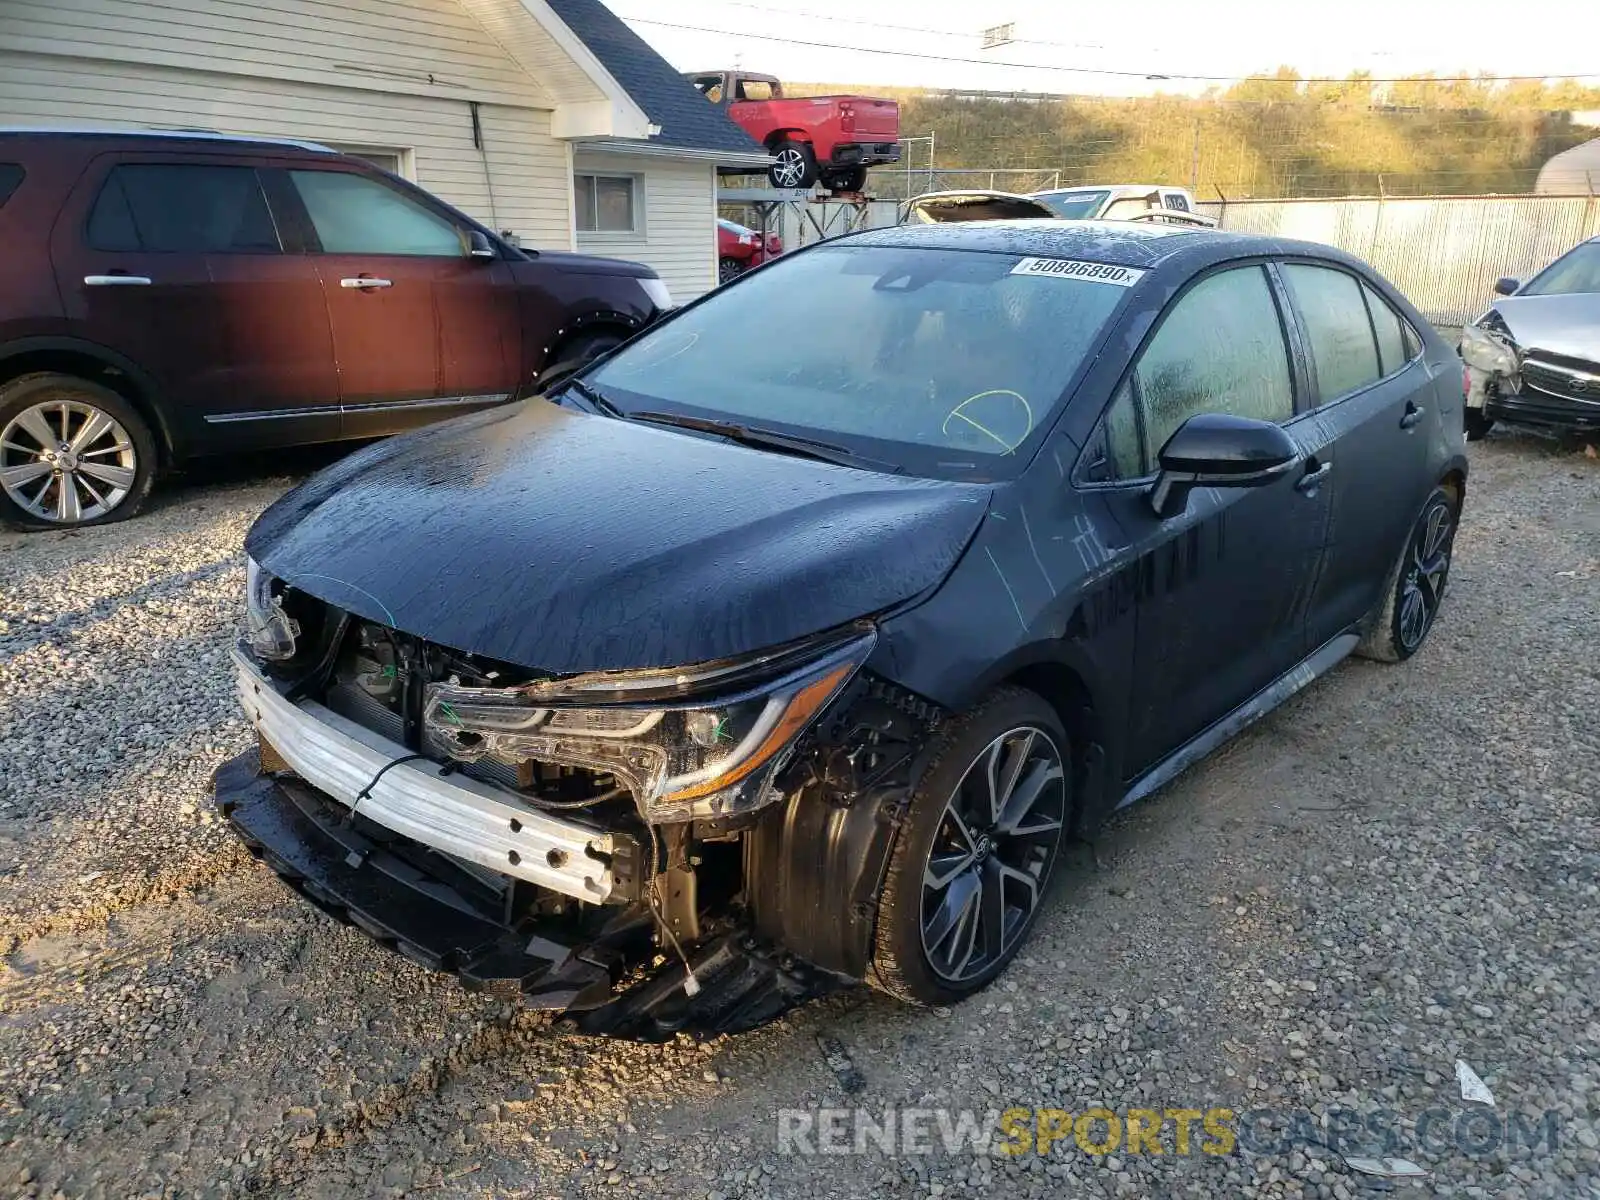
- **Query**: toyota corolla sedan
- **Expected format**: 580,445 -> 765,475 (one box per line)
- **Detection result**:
217,222 -> 1467,1038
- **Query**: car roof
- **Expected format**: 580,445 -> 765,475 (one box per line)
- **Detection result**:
1033,184 -> 1177,197
0,126 -> 339,155
845,219 -> 1226,265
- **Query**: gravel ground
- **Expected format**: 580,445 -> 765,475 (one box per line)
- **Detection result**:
1,431 -> 1597,1200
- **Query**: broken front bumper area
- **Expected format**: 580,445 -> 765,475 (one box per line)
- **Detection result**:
213,752 -> 842,1038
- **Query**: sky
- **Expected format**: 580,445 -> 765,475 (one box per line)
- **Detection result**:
607,0 -> 1600,97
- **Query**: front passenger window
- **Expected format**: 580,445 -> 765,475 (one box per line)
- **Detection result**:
289,170 -> 465,257
1136,266 -> 1294,458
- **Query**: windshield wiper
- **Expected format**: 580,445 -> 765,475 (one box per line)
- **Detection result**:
627,411 -> 901,473
561,378 -> 626,419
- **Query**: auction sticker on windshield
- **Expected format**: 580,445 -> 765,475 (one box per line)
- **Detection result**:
1010,257 -> 1145,286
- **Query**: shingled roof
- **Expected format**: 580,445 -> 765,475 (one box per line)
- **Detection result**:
543,0 -> 764,158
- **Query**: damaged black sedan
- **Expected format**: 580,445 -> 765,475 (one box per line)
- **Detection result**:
217,223 -> 1468,1037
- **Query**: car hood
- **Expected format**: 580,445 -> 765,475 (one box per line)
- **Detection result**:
246,402 -> 992,673
530,249 -> 658,279
1492,294 -> 1600,361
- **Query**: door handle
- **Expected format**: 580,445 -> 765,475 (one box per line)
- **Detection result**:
1295,460 -> 1333,495
84,274 -> 152,286
1399,401 -> 1426,430
340,277 -> 393,289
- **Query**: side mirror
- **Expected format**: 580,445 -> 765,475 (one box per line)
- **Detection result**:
468,230 -> 496,260
1493,276 -> 1520,296
1149,413 -> 1300,518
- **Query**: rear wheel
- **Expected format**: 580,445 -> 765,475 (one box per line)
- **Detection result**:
1355,485 -> 1459,662
718,256 -> 747,285
0,373 -> 156,530
769,140 -> 818,189
823,166 -> 867,193
870,688 -> 1070,1006
534,332 -> 626,395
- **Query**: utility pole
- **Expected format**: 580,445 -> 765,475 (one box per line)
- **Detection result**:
1189,118 -> 1201,193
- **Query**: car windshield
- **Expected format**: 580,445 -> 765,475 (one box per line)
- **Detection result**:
1033,190 -> 1110,219
718,219 -> 750,235
1521,241 -> 1600,296
585,244 -> 1132,479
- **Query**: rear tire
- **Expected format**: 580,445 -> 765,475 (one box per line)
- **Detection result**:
870,687 -> 1070,1006
769,140 -> 818,189
1355,485 -> 1459,663
1464,408 -> 1495,441
0,372 -> 157,530
534,332 -> 626,395
718,256 -> 747,285
823,167 -> 868,193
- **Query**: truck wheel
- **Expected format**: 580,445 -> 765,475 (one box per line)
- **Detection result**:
769,140 -> 818,189
0,372 -> 157,530
1464,408 -> 1495,441
823,167 -> 867,193
870,687 -> 1070,1006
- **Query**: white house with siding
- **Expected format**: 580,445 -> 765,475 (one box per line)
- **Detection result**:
0,0 -> 768,299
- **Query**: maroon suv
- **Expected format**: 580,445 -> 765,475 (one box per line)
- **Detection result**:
0,129 -> 671,529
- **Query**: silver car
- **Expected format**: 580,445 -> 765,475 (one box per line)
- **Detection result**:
1460,235 -> 1600,439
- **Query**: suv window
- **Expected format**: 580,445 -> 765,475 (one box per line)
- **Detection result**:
1362,282 -> 1416,376
1283,264 -> 1382,401
0,164 -> 23,208
289,169 -> 465,257
86,165 -> 279,253
1101,265 -> 1293,478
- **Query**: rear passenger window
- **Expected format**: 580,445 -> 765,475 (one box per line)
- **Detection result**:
1283,264 -> 1381,401
1362,282 -> 1417,376
87,165 -> 280,253
0,164 -> 24,208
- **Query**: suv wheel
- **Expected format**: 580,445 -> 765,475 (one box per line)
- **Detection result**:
870,688 -> 1070,1006
769,140 -> 818,189
0,373 -> 156,530
1356,485 -> 1459,662
534,333 -> 626,395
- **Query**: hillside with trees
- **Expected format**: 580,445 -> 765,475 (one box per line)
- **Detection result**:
793,73 -> 1600,198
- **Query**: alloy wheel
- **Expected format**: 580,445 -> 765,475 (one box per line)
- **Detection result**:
0,399 -> 138,524
1398,498 -> 1454,651
772,148 -> 807,188
920,727 -> 1066,983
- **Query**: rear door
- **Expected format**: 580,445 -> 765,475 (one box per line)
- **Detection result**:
1276,263 -> 1436,645
280,166 -> 519,438
1081,263 -> 1333,775
49,155 -> 339,451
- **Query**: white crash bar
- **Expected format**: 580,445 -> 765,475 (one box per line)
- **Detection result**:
233,650 -> 615,901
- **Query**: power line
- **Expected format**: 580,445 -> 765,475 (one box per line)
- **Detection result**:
621,15 -> 1600,85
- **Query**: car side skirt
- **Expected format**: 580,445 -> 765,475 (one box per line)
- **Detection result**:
1116,630 -> 1361,811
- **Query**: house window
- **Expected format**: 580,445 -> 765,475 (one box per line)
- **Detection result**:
325,145 -> 411,178
575,173 -> 639,233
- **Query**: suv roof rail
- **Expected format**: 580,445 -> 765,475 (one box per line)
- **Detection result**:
0,126 -> 340,154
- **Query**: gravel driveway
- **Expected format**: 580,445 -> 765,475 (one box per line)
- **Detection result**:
1,433 -> 1597,1200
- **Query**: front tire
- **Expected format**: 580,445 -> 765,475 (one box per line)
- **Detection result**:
0,373 -> 156,530
769,140 -> 818,189
870,688 -> 1070,1006
1464,408 -> 1495,441
534,332 -> 626,395
1355,485 -> 1459,663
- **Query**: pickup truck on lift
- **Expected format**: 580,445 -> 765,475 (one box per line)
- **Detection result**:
687,70 -> 900,193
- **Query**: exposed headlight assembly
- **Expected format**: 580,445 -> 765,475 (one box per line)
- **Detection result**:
423,628 -> 875,823
1460,321 -> 1519,376
245,556 -> 300,661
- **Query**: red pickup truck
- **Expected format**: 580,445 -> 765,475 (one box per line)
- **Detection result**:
687,70 -> 900,193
